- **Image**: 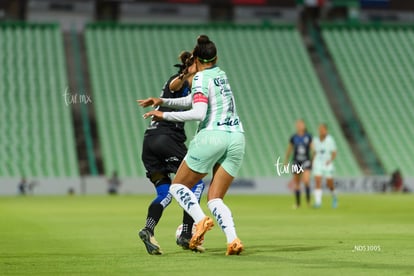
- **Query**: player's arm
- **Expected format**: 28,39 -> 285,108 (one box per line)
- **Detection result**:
169,62 -> 197,92
169,73 -> 194,92
284,143 -> 293,165
326,151 -> 336,165
137,94 -> 192,110
326,138 -> 337,165
143,93 -> 208,122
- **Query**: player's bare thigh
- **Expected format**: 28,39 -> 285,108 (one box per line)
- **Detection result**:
301,169 -> 311,185
173,160 -> 206,188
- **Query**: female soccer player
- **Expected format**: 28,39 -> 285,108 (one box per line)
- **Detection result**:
284,119 -> 312,208
138,51 -> 205,255
312,123 -> 337,208
138,35 -> 245,255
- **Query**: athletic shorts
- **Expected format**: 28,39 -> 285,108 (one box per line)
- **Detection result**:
184,130 -> 245,177
142,134 -> 187,175
313,161 -> 334,178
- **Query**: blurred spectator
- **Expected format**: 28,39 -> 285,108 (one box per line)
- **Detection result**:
27,181 -> 37,195
18,177 -> 27,195
108,171 -> 121,195
390,170 -> 410,193
300,0 -> 326,32
391,170 -> 403,192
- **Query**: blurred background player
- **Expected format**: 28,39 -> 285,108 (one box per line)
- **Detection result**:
107,171 -> 121,195
140,35 -> 245,255
312,123 -> 337,208
18,177 -> 27,195
138,51 -> 205,255
284,119 -> 312,208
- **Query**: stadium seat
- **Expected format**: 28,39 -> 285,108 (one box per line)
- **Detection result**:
0,23 -> 78,177
85,24 -> 362,177
322,24 -> 414,176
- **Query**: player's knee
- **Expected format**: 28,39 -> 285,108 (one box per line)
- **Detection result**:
147,171 -> 171,186
152,184 -> 172,208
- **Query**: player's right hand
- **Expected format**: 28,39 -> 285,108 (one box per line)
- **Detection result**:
137,97 -> 163,108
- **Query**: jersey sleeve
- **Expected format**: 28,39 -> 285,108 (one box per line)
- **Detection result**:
192,72 -> 209,97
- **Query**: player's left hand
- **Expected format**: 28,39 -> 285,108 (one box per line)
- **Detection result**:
137,97 -> 163,108
143,110 -> 163,121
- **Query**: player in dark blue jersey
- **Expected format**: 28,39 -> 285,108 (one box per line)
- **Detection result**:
284,119 -> 312,208
137,51 -> 205,255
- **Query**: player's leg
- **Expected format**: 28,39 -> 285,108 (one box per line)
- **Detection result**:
138,172 -> 172,254
170,160 -> 213,250
302,169 -> 311,206
171,130 -> 237,251
177,181 -> 205,251
325,163 -> 337,208
293,172 -> 301,208
312,161 -> 323,208
326,177 -> 337,208
180,181 -> 205,236
170,130 -> 229,227
144,173 -> 172,229
207,165 -> 243,255
163,138 -> 207,249
138,135 -> 179,255
207,131 -> 245,255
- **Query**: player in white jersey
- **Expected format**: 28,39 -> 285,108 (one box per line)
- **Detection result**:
312,124 -> 337,208
138,35 -> 245,255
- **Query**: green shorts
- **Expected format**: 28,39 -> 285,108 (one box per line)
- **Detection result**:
184,130 -> 245,177
313,161 -> 334,178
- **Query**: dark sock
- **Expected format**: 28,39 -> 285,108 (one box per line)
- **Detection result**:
305,186 -> 311,204
181,211 -> 194,238
295,190 -> 301,207
145,203 -> 164,235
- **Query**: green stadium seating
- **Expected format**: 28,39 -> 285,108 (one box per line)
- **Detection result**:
86,24 -> 361,177
0,23 -> 78,177
323,25 -> 414,176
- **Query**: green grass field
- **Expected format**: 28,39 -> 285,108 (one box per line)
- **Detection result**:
1,194 -> 413,275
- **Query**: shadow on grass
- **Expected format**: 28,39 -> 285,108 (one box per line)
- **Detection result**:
244,244 -> 326,255
192,244 -> 414,273
194,244 -> 326,257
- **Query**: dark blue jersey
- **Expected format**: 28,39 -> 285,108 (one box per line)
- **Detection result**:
289,133 -> 312,163
144,73 -> 189,142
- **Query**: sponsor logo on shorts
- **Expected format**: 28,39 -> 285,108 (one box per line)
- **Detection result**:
165,156 -> 180,163
189,155 -> 201,162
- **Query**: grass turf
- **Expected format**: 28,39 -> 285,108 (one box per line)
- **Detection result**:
0,194 -> 413,275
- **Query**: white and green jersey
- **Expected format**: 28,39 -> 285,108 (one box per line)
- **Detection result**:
313,135 -> 337,164
191,66 -> 244,133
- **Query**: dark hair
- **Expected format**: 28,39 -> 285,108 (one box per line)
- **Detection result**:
193,35 -> 217,64
174,51 -> 192,73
